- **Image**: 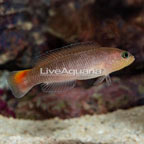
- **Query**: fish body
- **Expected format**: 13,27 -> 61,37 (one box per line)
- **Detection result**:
7,43 -> 135,98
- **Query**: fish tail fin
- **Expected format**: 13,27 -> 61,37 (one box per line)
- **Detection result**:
7,69 -> 33,98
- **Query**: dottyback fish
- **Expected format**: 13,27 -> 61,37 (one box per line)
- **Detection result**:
7,42 -> 135,98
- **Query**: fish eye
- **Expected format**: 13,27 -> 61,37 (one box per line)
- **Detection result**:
121,51 -> 129,59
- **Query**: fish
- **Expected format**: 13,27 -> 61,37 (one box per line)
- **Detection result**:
7,42 -> 135,98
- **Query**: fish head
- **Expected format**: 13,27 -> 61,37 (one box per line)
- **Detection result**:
105,48 -> 135,73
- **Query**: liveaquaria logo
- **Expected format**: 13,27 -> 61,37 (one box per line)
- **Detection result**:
40,68 -> 104,77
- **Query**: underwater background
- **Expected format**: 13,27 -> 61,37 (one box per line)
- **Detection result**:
0,0 -> 144,120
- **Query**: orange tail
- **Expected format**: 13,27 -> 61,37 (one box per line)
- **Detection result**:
7,69 -> 33,98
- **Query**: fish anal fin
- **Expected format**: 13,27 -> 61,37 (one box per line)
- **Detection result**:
41,80 -> 76,93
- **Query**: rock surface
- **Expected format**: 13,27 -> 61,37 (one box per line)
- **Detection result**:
0,106 -> 144,144
1,0 -> 144,120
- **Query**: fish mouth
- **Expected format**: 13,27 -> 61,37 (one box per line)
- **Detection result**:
132,56 -> 135,62
129,56 -> 135,65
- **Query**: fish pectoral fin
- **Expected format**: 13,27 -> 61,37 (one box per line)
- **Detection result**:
93,76 -> 106,86
40,80 -> 76,93
93,75 -> 112,86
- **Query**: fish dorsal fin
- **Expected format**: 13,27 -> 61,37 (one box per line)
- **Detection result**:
40,80 -> 76,93
34,42 -> 101,66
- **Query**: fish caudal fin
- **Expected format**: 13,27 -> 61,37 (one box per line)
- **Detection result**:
7,70 -> 32,98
